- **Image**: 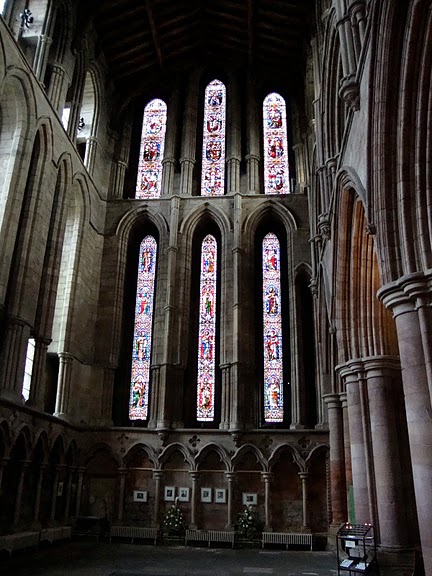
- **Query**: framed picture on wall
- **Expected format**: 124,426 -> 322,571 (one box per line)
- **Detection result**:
215,488 -> 226,504
178,487 -> 190,502
242,492 -> 257,506
164,486 -> 175,501
201,487 -> 212,503
133,490 -> 148,502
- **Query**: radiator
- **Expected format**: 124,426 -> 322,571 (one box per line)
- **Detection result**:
185,530 -> 235,548
110,525 -> 159,544
262,532 -> 313,550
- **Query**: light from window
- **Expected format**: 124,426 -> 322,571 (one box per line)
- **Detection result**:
0,0 -> 6,15
263,93 -> 290,195
201,79 -> 226,196
262,233 -> 284,422
61,107 -> 70,130
129,235 -> 157,420
22,337 -> 35,402
197,235 -> 217,421
136,99 -> 167,199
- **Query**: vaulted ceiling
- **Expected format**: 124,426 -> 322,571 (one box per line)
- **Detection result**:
88,0 -> 314,94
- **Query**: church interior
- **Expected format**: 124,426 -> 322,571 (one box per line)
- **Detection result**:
0,0 -> 431,573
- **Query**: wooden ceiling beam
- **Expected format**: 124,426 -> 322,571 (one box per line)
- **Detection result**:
145,0 -> 163,70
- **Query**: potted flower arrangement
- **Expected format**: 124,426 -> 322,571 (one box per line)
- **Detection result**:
162,498 -> 185,541
235,504 -> 263,543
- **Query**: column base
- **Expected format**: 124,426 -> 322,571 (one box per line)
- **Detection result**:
290,423 -> 305,430
377,546 -> 415,573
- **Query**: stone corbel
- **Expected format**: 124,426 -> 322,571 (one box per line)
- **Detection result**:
339,75 -> 360,112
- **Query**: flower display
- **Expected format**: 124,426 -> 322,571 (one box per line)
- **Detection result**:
162,498 -> 185,535
235,505 -> 263,540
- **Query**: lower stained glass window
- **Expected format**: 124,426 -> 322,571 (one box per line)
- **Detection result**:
262,233 -> 284,422
129,236 -> 157,420
197,235 -> 217,421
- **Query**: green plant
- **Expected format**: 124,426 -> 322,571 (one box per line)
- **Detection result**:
162,499 -> 185,535
235,505 -> 262,540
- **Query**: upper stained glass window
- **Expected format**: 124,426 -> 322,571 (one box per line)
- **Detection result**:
129,236 -> 157,420
197,235 -> 217,421
136,99 -> 167,199
263,93 -> 290,195
262,233 -> 284,422
201,79 -> 226,196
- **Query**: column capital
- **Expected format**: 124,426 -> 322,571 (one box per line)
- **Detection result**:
118,468 -> 128,476
298,471 -> 309,480
361,355 -> 401,375
58,351 -> 74,362
378,271 -> 432,316
261,472 -> 272,481
179,156 -> 196,165
225,471 -> 236,481
152,469 -> 164,480
189,471 -> 200,480
245,153 -> 260,162
323,393 -> 342,409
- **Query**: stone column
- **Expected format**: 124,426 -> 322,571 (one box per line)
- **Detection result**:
299,472 -> 310,532
47,64 -> 68,114
336,4 -> 360,110
340,392 -> 353,522
112,160 -> 128,199
50,465 -> 63,522
220,364 -> 231,430
246,72 -> 260,194
33,34 -> 53,82
0,458 -> 8,497
28,336 -> 51,410
152,470 -> 163,528
0,318 -> 30,403
55,352 -> 74,419
261,472 -> 272,531
225,472 -> 236,529
32,463 -> 47,526
323,393 -> 347,527
379,279 -> 432,574
179,71 -> 199,195
189,472 -> 199,529
64,467 -> 74,520
75,467 -> 86,516
13,460 -> 30,527
84,136 -> 98,175
161,86 -> 179,197
363,356 -> 409,549
226,73 -> 241,194
117,468 -> 127,522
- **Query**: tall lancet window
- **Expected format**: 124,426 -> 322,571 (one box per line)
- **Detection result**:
263,93 -> 290,195
197,235 -> 218,421
262,233 -> 284,422
129,236 -> 157,420
136,99 -> 167,199
201,79 -> 226,196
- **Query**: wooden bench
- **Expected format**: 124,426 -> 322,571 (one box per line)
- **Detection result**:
110,525 -> 159,545
185,529 -> 235,548
40,526 -> 72,544
262,532 -> 313,550
0,531 -> 40,557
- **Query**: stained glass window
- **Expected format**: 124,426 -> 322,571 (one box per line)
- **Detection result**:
201,79 -> 226,196
136,99 -> 167,199
129,236 -> 157,420
197,235 -> 217,421
263,93 -> 290,195
262,233 -> 284,422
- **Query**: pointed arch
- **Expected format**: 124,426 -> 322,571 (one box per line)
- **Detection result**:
123,442 -> 158,467
232,444 -> 267,472
195,442 -> 231,471
159,443 -> 195,470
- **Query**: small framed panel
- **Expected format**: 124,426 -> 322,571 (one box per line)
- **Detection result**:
214,488 -> 226,504
242,492 -> 257,506
133,490 -> 148,502
178,487 -> 190,502
201,487 -> 212,503
164,486 -> 176,501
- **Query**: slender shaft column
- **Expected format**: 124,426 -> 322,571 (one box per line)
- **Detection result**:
152,470 -> 164,528
33,34 -> 53,81
47,64 -> 68,114
84,136 -> 98,175
161,86 -> 179,197
341,366 -> 371,524
161,159 -> 176,197
227,73 -> 241,194
220,364 -> 231,430
0,318 -> 30,403
32,463 -> 46,525
50,466 -> 62,522
64,467 -> 74,520
13,461 -> 30,527
179,71 -> 199,195
340,392 -> 353,522
117,468 -> 127,522
379,281 -> 432,574
227,158 -> 241,193
179,158 -> 195,196
28,336 -> 51,410
55,352 -> 74,419
299,472 -> 310,531
189,472 -> 199,529
112,160 -> 128,199
323,394 -> 347,527
0,458 -> 8,497
246,72 -> 260,194
75,467 -> 86,516
261,472 -> 272,531
67,51 -> 86,144
225,472 -> 236,530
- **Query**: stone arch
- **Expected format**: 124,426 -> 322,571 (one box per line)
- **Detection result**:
179,202 -> 233,239
0,26 -> 6,82
242,200 -> 297,247
159,443 -> 195,470
123,442 -> 158,468
232,444 -> 267,472
82,442 -> 122,469
268,443 -> 303,472
195,442 -> 231,471
10,424 -> 32,458
0,420 -> 11,458
32,429 -> 50,463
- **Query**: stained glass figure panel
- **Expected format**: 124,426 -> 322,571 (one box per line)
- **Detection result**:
263,93 -> 290,195
197,235 -> 217,421
201,80 -> 226,196
262,233 -> 284,422
129,236 -> 157,420
136,99 -> 167,199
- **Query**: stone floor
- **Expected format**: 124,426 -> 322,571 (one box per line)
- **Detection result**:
1,541 -> 341,576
